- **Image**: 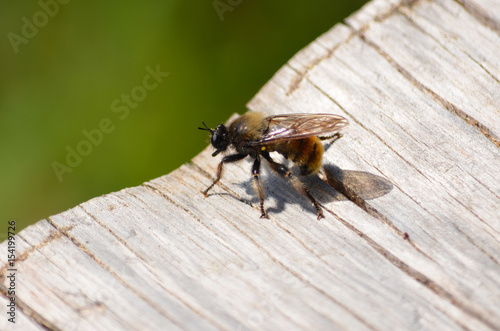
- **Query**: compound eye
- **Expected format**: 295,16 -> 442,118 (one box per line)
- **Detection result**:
211,124 -> 229,150
211,132 -> 220,146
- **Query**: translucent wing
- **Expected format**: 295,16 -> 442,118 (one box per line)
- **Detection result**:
257,113 -> 349,144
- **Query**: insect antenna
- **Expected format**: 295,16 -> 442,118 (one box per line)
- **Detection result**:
198,121 -> 213,133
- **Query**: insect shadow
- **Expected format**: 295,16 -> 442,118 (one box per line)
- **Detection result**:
234,161 -> 393,218
321,164 -> 394,201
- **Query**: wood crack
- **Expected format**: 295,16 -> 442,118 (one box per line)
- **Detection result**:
144,178 -> 339,329
47,208 -> 207,331
185,161 -> 377,329
0,227 -> 62,278
319,202 -> 485,331
0,289 -> 57,331
286,0 -> 426,96
347,26 -> 500,148
298,78 -> 498,329
142,180 -> 249,261
319,163 -> 440,266
0,223 -> 65,331
286,31 -> 355,95
397,4 -> 500,86
133,183 -> 249,330
453,0 -> 500,33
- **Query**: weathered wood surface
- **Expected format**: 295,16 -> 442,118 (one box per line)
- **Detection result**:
2,0 -> 500,329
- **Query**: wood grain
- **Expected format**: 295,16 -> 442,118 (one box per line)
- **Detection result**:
1,0 -> 499,329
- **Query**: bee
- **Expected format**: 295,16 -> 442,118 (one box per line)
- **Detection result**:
199,111 -> 349,219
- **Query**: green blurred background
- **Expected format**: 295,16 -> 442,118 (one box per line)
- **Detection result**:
0,0 -> 366,240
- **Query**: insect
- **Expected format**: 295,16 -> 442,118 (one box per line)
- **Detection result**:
199,112 -> 349,219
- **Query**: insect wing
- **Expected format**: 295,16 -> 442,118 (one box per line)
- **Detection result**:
258,113 -> 349,144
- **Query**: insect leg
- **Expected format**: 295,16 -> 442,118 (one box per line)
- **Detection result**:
261,152 -> 324,220
320,132 -> 343,153
319,132 -> 343,142
252,155 -> 268,219
203,153 -> 247,196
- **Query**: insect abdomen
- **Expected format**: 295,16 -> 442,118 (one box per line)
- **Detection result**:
274,137 -> 324,176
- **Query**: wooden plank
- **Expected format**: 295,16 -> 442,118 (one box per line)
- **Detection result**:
345,0 -> 500,144
454,0 -> 500,31
0,294 -> 46,331
1,0 -> 499,329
